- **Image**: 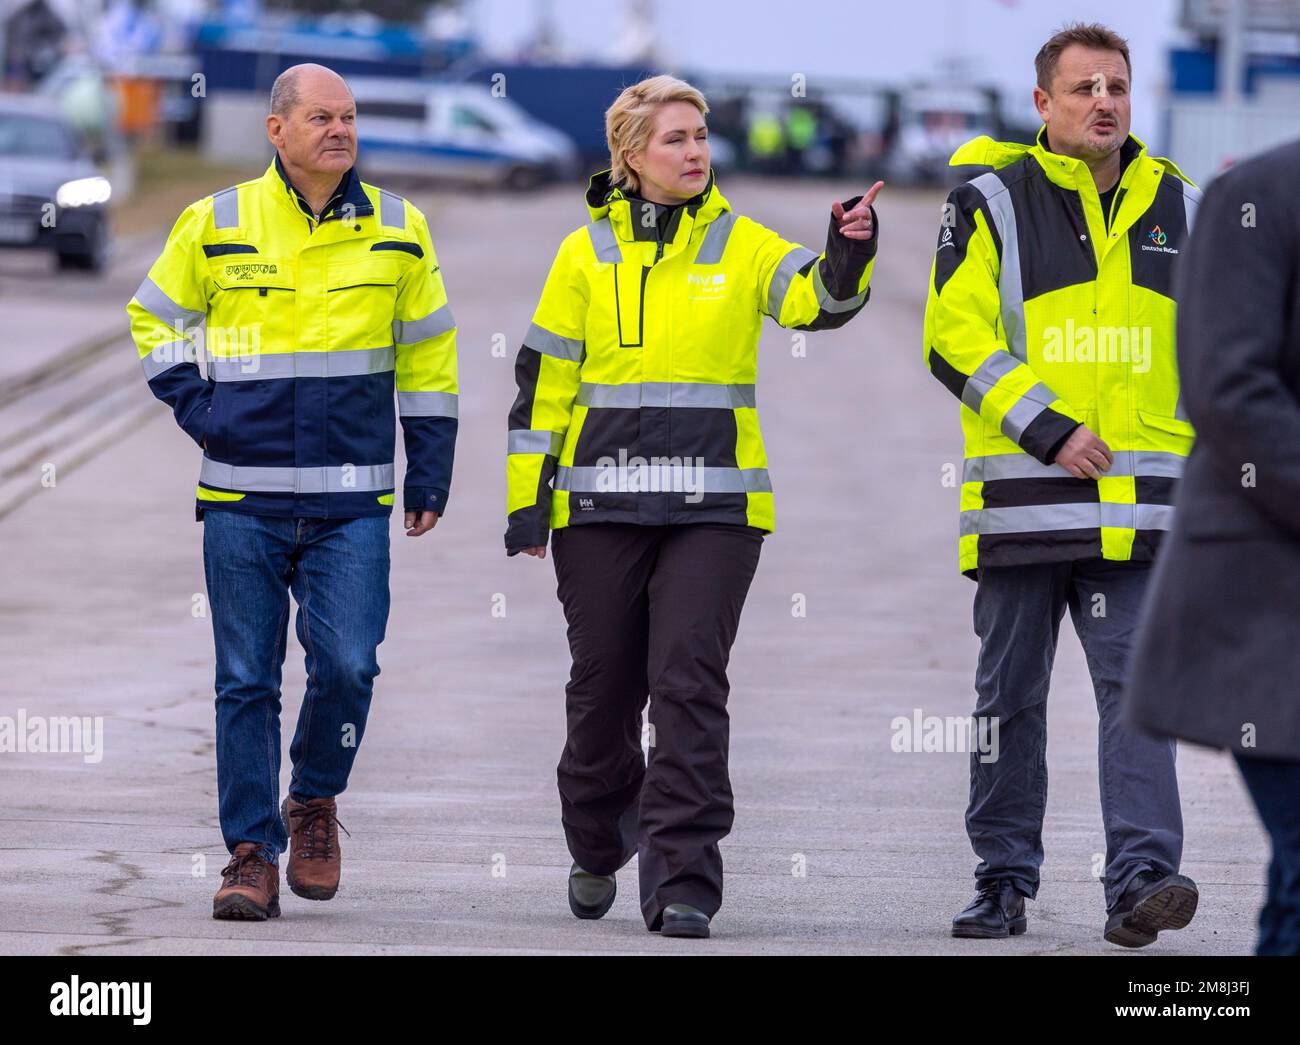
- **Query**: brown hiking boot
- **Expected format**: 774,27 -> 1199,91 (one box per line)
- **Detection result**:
213,842 -> 280,920
281,795 -> 348,900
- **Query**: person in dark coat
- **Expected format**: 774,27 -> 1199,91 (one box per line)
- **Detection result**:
1127,137 -> 1300,956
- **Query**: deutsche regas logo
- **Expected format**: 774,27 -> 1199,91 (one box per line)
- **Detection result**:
1141,224 -> 1179,256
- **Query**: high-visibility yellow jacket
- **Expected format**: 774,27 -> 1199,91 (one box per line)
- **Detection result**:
127,155 -> 458,520
923,129 -> 1201,577
504,169 -> 877,554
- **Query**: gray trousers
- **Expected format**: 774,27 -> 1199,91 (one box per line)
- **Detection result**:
967,558 -> 1183,911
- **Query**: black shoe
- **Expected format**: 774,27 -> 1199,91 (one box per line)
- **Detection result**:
568,863 -> 616,920
659,903 -> 711,939
951,879 -> 1028,939
1104,870 -> 1199,948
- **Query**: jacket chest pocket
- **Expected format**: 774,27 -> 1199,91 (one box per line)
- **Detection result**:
209,257 -> 295,295
611,262 -> 648,348
1138,408 -> 1195,456
326,257 -> 401,348
207,258 -> 295,353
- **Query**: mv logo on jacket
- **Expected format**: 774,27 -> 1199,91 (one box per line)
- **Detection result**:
686,270 -> 727,299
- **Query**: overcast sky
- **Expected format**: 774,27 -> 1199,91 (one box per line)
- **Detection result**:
473,0 -> 1186,147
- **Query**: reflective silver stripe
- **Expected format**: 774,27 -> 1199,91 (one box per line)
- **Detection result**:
959,349 -> 1021,414
1133,503 -> 1176,529
212,187 -> 240,229
577,383 -> 640,408
200,461 -> 394,493
963,450 -> 1186,484
961,503 -> 1097,536
970,172 -> 1026,362
766,245 -> 819,319
694,210 -> 736,264
960,500 -> 1176,536
394,304 -> 455,344
523,322 -> 584,362
1179,179 -> 1203,235
134,277 -> 205,329
379,190 -> 405,228
555,464 -> 771,494
507,429 -> 564,456
398,390 -> 458,417
586,217 -> 622,263
811,263 -> 868,313
1098,502 -> 1176,529
999,381 -> 1057,442
964,453 -> 1070,484
140,340 -> 197,380
208,347 -> 395,381
576,381 -> 756,409
1127,450 -> 1187,478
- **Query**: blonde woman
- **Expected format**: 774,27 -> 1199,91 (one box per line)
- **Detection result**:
505,75 -> 883,938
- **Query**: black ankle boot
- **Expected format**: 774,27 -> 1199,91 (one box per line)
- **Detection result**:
952,879 -> 1028,939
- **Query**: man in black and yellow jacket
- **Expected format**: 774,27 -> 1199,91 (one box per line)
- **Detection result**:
923,25 -> 1199,947
128,64 -> 457,920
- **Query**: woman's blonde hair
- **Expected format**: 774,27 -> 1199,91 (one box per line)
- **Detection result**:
605,74 -> 709,193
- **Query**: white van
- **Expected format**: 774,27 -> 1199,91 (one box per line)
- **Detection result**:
350,78 -> 578,189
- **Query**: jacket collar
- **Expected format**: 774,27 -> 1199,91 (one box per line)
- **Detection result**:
266,152 -> 374,223
950,127 -> 1195,263
949,126 -> 1191,191
585,168 -> 729,249
1033,124 -> 1144,190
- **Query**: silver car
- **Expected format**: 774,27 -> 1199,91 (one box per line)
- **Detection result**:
0,94 -> 112,271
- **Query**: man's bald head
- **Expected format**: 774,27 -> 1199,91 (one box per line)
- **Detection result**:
266,63 -> 358,184
270,63 -> 352,118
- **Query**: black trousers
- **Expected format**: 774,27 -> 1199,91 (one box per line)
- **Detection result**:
551,521 -> 763,929
1234,754 -> 1300,955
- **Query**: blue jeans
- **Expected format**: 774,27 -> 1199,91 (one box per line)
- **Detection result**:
1234,754 -> 1300,955
202,511 -> 390,864
967,559 -> 1184,911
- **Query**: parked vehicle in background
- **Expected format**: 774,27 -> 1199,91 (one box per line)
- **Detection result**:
452,62 -> 652,172
0,94 -> 112,271
350,79 -> 578,189
884,83 -> 1001,186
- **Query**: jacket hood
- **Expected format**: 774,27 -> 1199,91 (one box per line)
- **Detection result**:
950,126 -> 1193,185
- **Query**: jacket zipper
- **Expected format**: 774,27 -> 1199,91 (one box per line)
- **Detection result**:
654,223 -> 667,468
